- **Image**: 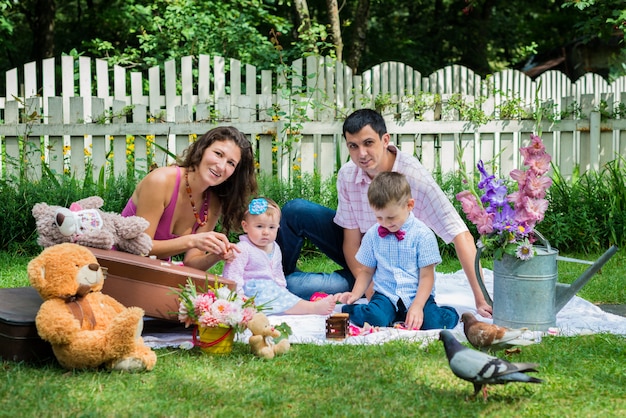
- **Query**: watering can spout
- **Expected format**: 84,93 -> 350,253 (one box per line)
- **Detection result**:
554,245 -> 619,313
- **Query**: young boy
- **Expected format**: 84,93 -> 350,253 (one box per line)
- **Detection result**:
222,197 -> 336,315
335,172 -> 459,330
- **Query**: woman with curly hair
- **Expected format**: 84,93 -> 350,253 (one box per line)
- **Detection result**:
122,126 -> 257,270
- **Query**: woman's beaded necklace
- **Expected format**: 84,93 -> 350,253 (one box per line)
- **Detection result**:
184,171 -> 208,227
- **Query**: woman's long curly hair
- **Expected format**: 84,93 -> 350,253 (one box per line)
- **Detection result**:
177,126 -> 258,234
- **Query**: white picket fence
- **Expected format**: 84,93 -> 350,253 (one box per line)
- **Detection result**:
1,54 -> 625,183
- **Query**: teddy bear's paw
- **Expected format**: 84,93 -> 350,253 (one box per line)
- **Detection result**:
274,339 -> 291,356
74,196 -> 104,210
114,216 -> 150,239
117,233 -> 153,256
110,356 -> 148,372
76,232 -> 116,250
105,307 -> 145,353
111,307 -> 144,335
255,346 -> 276,360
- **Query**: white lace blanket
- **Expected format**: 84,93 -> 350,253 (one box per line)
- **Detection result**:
142,269 -> 626,349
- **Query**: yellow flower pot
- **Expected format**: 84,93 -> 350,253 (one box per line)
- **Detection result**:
196,326 -> 234,355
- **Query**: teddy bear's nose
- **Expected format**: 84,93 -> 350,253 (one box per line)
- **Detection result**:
88,263 -> 100,271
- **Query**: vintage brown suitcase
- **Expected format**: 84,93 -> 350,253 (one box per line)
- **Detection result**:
89,248 -> 235,321
0,286 -> 54,363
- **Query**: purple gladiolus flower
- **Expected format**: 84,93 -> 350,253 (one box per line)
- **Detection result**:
456,133 -> 552,260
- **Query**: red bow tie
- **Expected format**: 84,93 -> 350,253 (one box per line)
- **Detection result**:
378,226 -> 405,241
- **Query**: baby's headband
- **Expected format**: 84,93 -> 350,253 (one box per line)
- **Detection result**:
248,198 -> 269,215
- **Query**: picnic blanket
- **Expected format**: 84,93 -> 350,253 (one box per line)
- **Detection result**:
142,269 -> 626,349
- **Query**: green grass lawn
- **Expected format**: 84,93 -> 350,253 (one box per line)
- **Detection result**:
1,250 -> 625,417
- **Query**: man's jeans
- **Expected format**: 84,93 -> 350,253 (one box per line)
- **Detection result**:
277,199 -> 355,300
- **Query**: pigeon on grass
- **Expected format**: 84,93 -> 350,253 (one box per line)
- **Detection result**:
461,312 -> 535,353
439,330 -> 542,400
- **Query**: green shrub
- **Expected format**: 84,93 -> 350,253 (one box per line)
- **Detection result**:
542,157 -> 626,253
2,157 -> 625,257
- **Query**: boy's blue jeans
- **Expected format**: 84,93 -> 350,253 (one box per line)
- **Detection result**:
277,199 -> 355,299
341,292 -> 460,330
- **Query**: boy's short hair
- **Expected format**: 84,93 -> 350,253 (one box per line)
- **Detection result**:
342,108 -> 387,139
367,172 -> 412,210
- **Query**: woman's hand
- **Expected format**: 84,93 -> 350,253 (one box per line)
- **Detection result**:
219,243 -> 239,261
193,231 -> 232,254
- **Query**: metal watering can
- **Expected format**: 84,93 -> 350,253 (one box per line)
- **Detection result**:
474,237 -> 619,331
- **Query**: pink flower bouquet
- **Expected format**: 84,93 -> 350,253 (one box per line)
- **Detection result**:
175,278 -> 260,333
456,134 -> 552,260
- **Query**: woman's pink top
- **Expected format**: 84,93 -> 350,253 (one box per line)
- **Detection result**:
121,166 -> 209,240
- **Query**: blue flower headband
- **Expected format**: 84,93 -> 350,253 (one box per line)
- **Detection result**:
248,198 -> 268,215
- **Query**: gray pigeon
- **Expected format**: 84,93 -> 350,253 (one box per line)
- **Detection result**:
439,330 -> 542,400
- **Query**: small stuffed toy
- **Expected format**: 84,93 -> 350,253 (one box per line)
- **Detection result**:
32,196 -> 152,255
28,243 -> 157,371
247,312 -> 290,360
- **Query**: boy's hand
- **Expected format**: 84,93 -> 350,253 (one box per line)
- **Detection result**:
405,305 -> 424,330
335,292 -> 359,305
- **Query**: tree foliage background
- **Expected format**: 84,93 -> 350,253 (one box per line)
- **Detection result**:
0,0 -> 624,81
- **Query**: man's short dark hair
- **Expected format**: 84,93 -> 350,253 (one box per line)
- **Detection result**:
342,109 -> 387,139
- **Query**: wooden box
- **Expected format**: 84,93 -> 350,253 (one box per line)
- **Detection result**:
88,248 -> 235,321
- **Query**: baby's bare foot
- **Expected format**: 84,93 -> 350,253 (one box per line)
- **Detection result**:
311,296 -> 335,315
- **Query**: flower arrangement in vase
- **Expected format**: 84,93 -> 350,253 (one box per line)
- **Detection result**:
175,278 -> 261,353
456,133 -> 552,260
176,277 -> 260,331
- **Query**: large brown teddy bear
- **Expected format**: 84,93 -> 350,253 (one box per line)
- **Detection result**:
32,196 -> 152,256
28,243 -> 157,371
247,312 -> 290,360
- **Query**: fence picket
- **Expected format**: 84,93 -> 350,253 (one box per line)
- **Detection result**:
25,97 -> 41,180
131,71 -> 146,108
43,58 -> 56,117
111,100 -> 128,177
47,97 -> 64,177
181,56 -> 194,108
69,96 -> 86,179
96,59 -> 109,106
90,97 -> 107,180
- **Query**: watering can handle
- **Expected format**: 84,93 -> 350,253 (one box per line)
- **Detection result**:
474,245 -> 493,307
533,229 -> 552,252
